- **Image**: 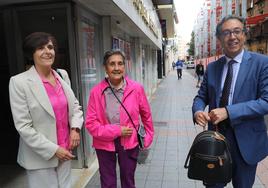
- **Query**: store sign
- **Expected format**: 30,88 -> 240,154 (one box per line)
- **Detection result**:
132,0 -> 158,38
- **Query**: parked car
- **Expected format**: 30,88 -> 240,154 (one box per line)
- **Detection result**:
186,61 -> 195,69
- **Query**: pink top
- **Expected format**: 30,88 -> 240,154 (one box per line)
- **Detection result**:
86,77 -> 154,151
41,72 -> 69,149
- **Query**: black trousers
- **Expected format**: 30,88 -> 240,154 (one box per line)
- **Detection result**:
177,69 -> 182,79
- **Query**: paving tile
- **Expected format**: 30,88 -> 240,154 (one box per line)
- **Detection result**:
149,166 -> 164,173
147,171 -> 163,181
162,180 -> 179,188
162,172 -> 179,181
144,180 -> 162,188
178,180 -> 196,188
135,179 -> 146,188
135,172 -> 147,180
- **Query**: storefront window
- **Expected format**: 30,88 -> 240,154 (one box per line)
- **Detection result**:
80,21 -> 97,109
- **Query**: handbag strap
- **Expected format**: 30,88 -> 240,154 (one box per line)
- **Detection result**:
105,78 -> 138,132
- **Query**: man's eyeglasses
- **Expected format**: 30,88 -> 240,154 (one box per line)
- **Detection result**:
221,28 -> 245,38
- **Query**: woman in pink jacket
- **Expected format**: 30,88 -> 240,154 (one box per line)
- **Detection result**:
86,49 -> 154,188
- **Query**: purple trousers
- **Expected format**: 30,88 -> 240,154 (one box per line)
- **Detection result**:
96,138 -> 139,188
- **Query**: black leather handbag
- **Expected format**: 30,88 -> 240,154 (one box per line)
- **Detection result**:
184,130 -> 232,184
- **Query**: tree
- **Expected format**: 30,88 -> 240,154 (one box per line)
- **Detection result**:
187,31 -> 195,57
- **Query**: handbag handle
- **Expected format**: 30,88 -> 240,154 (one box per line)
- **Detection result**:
105,78 -> 139,132
184,144 -> 193,168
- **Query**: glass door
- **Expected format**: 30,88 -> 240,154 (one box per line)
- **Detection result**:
76,7 -> 101,166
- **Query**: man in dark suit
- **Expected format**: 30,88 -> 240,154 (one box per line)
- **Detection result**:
192,15 -> 268,188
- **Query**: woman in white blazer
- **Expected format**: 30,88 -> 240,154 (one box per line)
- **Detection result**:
9,32 -> 83,188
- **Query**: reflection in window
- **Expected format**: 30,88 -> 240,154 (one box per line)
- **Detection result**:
80,21 -> 97,109
112,37 -> 132,77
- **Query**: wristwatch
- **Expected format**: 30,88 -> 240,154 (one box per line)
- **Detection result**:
71,127 -> 80,133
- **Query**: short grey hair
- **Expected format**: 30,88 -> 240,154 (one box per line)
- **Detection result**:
216,15 -> 247,39
103,49 -> 126,65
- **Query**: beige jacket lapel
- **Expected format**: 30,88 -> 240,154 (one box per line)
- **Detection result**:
27,66 -> 55,118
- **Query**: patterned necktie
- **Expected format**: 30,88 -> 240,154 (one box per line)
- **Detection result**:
219,60 -> 236,107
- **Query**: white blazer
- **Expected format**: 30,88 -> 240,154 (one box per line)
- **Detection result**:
9,66 -> 83,170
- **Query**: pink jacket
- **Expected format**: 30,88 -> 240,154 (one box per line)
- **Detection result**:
86,77 -> 154,151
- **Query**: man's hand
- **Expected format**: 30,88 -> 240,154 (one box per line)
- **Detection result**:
69,129 -> 80,150
194,111 -> 211,127
209,107 -> 228,125
121,126 -> 133,137
55,147 -> 75,162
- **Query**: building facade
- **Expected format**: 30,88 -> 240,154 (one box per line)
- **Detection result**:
194,0 -> 268,65
246,0 -> 268,55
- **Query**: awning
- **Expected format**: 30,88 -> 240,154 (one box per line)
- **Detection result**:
246,13 -> 268,25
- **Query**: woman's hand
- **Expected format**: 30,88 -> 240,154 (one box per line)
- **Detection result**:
69,129 -> 81,150
121,126 -> 133,137
55,147 -> 75,162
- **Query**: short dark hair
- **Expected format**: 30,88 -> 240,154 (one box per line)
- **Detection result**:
23,32 -> 57,65
216,15 -> 247,39
103,49 -> 126,65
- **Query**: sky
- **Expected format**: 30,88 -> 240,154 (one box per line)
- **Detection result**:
174,0 -> 204,41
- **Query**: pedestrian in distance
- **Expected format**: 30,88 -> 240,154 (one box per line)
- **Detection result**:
195,60 -> 204,88
85,49 -> 154,188
176,58 -> 183,79
192,15 -> 268,188
9,32 -> 84,188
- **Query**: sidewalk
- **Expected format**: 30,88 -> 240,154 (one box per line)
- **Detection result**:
86,70 -> 268,188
